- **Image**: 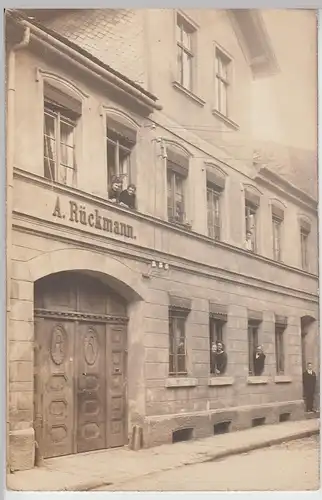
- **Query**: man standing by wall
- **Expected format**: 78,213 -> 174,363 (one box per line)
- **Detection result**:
303,362 -> 317,412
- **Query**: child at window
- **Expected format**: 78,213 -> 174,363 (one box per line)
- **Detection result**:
119,184 -> 137,210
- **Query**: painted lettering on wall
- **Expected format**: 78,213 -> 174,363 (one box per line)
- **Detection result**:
52,196 -> 136,240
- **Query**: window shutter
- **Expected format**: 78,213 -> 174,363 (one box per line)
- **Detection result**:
272,205 -> 284,220
248,310 -> 263,323
209,302 -> 228,321
44,83 -> 82,116
107,116 -> 137,143
167,149 -> 189,176
245,188 -> 260,207
206,170 -> 225,190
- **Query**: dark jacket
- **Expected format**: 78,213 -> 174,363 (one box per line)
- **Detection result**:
119,189 -> 136,209
108,188 -> 120,202
215,351 -> 227,374
303,370 -> 316,396
253,352 -> 266,376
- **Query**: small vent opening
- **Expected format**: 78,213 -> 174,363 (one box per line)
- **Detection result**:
213,421 -> 231,435
252,417 -> 266,427
279,413 -> 291,422
172,427 -> 193,443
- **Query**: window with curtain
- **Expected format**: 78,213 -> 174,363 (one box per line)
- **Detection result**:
176,14 -> 195,91
106,126 -> 135,188
245,202 -> 257,252
43,101 -> 76,186
167,165 -> 185,223
272,216 -> 282,261
207,185 -> 221,240
248,322 -> 259,375
169,312 -> 187,376
275,324 -> 285,375
300,228 -> 309,270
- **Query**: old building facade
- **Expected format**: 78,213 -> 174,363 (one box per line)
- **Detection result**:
6,8 -> 318,472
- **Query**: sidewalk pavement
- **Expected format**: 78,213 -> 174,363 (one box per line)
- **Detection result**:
7,418 -> 319,492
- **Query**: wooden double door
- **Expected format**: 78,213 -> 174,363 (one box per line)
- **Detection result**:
34,272 -> 128,459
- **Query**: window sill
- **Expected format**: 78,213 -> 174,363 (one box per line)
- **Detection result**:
208,376 -> 234,386
172,81 -> 206,107
165,377 -> 198,388
168,219 -> 192,230
274,375 -> 292,384
212,109 -> 239,131
247,376 -> 269,385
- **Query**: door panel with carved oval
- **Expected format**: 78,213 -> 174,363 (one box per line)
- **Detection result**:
35,319 -> 75,459
76,322 -> 107,453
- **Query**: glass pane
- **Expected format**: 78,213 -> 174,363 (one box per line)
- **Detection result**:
107,139 -> 117,184
44,112 -> 57,181
177,46 -> 183,84
182,26 -> 191,50
182,51 -> 192,90
59,165 -> 74,186
60,120 -> 75,172
219,81 -> 228,116
176,22 -> 181,43
119,146 -> 130,181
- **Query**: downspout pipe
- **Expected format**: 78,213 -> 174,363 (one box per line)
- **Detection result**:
6,24 -> 30,472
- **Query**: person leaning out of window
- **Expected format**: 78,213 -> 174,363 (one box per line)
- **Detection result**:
211,341 -> 228,375
119,183 -> 137,210
108,176 -> 123,203
253,345 -> 266,376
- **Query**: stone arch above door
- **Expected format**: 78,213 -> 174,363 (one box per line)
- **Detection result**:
26,248 -> 146,302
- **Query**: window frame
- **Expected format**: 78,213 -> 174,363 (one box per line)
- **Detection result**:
209,317 -> 225,375
167,166 -> 186,224
248,322 -> 259,375
245,201 -> 257,252
300,228 -> 309,271
272,215 -> 283,262
43,100 -> 77,186
176,13 -> 195,92
207,183 -> 222,241
106,126 -> 135,189
275,324 -> 285,375
169,310 -> 188,376
214,47 -> 231,118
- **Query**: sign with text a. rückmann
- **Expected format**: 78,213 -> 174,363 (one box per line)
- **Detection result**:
52,196 -> 136,240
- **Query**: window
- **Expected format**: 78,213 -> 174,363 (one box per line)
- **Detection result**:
176,14 -> 195,91
106,123 -> 135,189
167,167 -> 185,223
275,324 -> 285,375
209,317 -> 226,375
272,216 -> 282,261
44,101 -> 77,185
207,185 -> 221,240
245,202 -> 257,252
248,322 -> 259,375
300,228 -> 309,270
215,49 -> 231,117
169,313 -> 187,376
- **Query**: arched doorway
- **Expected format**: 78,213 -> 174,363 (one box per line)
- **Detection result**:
34,271 -> 128,460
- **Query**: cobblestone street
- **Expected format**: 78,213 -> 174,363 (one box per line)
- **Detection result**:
94,436 -> 320,492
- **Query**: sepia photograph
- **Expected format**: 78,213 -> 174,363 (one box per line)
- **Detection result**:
4,6 -> 320,493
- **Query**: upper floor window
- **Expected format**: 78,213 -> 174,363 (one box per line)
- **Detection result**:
244,188 -> 260,253
206,168 -> 226,241
169,295 -> 191,376
215,48 -> 231,117
43,84 -> 81,186
272,204 -> 284,262
176,14 -> 195,92
166,146 -> 190,225
299,219 -> 311,271
106,116 -> 136,191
